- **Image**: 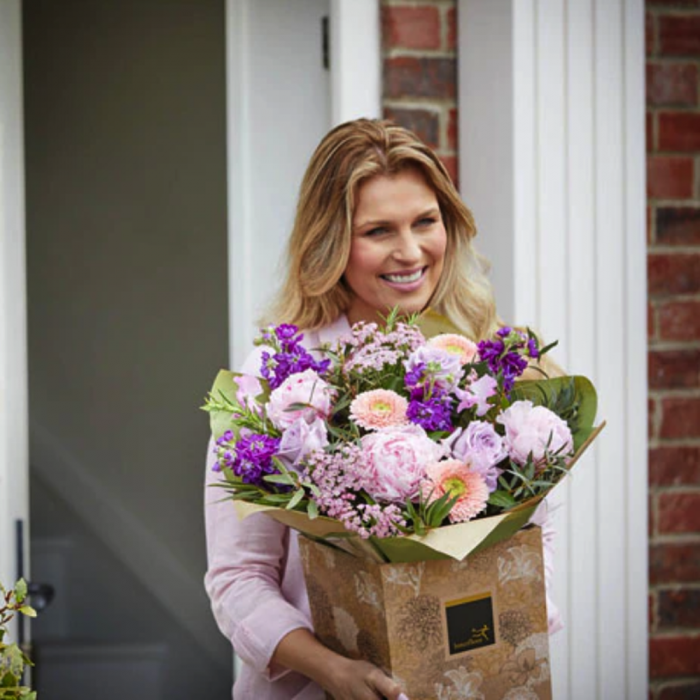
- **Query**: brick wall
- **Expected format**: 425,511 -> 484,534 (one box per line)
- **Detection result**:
647,0 -> 700,697
381,0 -> 459,187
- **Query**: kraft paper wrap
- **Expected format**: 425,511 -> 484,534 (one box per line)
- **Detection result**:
299,526 -> 552,700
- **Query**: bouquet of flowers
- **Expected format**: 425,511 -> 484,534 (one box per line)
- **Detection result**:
203,310 -> 602,563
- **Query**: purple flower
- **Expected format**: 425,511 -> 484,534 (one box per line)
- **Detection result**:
477,338 -> 529,393
527,338 -> 539,358
407,393 -> 453,432
455,374 -> 498,417
231,433 -> 281,486
497,326 -> 512,338
443,421 -> 507,492
404,346 -> 463,392
276,417 -> 329,471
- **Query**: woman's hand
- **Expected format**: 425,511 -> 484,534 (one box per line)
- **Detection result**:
272,629 -> 408,700
324,655 -> 407,700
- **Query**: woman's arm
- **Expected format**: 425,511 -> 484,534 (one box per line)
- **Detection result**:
273,629 -> 407,700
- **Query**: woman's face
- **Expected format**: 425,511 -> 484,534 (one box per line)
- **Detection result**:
345,167 -> 447,325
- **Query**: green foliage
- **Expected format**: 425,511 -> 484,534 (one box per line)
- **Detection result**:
398,490 -> 460,536
0,579 -> 37,699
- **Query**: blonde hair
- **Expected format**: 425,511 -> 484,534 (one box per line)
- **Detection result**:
268,118 -> 499,340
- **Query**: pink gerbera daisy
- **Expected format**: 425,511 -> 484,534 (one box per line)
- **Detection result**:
349,389 -> 408,430
421,459 -> 489,523
428,334 -> 479,365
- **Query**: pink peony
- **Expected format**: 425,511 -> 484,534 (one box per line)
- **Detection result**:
428,333 -> 479,365
421,459 -> 489,522
350,389 -> 408,430
267,369 -> 334,430
277,417 -> 328,470
444,421 -> 506,492
497,400 -> 574,467
359,425 -> 446,503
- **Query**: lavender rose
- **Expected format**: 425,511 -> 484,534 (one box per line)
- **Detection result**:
276,417 -> 328,471
404,346 -> 464,392
358,425 -> 446,503
267,369 -> 334,430
497,400 -> 574,467
444,421 -> 507,491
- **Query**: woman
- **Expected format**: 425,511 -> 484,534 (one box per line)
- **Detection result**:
204,119 -> 560,700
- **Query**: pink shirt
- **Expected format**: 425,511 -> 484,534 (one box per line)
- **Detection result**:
204,315 -> 562,700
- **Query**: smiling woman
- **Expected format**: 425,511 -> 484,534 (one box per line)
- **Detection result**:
204,119 -> 555,700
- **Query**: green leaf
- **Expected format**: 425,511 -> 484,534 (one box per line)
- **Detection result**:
18,607 -> 36,619
488,491 -> 518,509
13,581 -> 26,605
263,474 -> 295,486
0,671 -> 17,689
307,500 -> 319,520
286,489 -> 305,510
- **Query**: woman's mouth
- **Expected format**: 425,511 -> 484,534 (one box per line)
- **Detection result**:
381,267 -> 427,289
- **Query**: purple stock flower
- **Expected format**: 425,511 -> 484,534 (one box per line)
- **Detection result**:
230,433 -> 281,486
527,337 -> 540,358
258,324 -> 330,389
407,393 -> 453,432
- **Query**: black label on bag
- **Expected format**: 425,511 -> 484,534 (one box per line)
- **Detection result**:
445,592 -> 495,655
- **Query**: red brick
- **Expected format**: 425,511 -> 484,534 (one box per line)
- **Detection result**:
660,397 -> 700,440
384,107 -> 439,149
650,396 -> 658,439
447,7 -> 456,51
650,635 -> 700,677
650,592 -> 657,632
440,154 -> 459,191
647,62 -> 699,106
650,445 -> 700,485
382,6 -> 441,51
658,589 -> 700,628
649,348 -> 700,389
648,253 -> 700,296
384,57 -> 456,99
659,300 -> 700,340
650,542 -> 700,584
447,108 -> 458,151
647,12 -> 656,56
658,112 -> 700,152
649,301 -> 657,339
659,492 -> 700,535
656,207 -> 700,245
651,492 -> 657,537
648,204 -> 654,244
647,111 -> 655,151
648,156 -> 695,199
659,682 -> 700,700
660,15 -> 700,56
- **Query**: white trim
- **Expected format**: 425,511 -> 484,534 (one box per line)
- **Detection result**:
0,0 -> 29,594
459,1 -> 648,697
30,423 -> 229,671
330,0 -> 382,125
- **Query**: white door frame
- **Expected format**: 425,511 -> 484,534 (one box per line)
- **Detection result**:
0,0 -> 30,604
225,0 -> 381,369
458,1 -> 647,697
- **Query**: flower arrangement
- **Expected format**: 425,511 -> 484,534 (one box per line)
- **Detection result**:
203,310 -> 601,556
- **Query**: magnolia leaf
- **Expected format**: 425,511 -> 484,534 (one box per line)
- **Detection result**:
415,308 -> 463,339
18,607 -> 36,619
4,644 -> 23,676
0,671 -> 17,688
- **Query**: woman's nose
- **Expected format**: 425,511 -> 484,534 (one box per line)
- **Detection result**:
393,231 -> 422,262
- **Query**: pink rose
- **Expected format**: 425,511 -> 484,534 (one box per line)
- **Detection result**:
277,417 -> 328,471
359,425 -> 446,503
267,369 -> 334,430
497,400 -> 574,467
444,421 -> 506,491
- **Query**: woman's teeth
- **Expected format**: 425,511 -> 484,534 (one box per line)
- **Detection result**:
383,269 -> 423,283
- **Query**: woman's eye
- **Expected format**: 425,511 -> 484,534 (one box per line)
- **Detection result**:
417,217 -> 436,227
366,227 -> 387,237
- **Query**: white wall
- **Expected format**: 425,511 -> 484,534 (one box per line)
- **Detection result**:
23,0 -> 231,693
459,1 -> 647,698
0,0 -> 29,597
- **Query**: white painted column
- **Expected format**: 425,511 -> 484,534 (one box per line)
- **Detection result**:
459,1 -> 647,698
0,0 -> 29,594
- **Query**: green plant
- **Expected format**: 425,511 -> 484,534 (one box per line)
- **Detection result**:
0,579 -> 36,699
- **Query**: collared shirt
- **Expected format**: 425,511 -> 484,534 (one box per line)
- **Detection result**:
203,314 -> 562,700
